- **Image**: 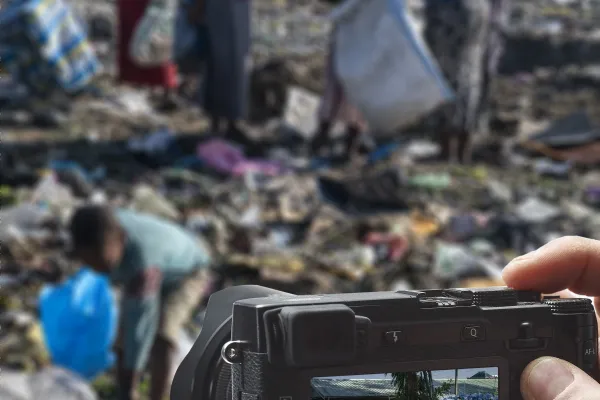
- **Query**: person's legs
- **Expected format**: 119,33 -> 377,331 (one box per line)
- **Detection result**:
157,86 -> 181,112
114,304 -> 141,400
162,87 -> 177,102
457,130 -> 473,164
155,66 -> 181,112
151,268 -> 214,400
149,337 -> 173,400
224,119 -> 242,135
313,35 -> 342,156
438,127 -> 474,163
439,132 -> 453,162
338,95 -> 371,161
312,121 -> 333,153
224,119 -> 254,148
344,124 -> 362,158
211,116 -> 221,134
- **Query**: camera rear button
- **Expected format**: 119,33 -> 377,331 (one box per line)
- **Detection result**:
357,329 -> 368,347
583,340 -> 597,365
384,331 -> 404,345
462,325 -> 485,341
580,326 -> 596,341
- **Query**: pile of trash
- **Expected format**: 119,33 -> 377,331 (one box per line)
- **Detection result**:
2,127 -> 600,398
0,367 -> 98,400
2,111 -> 600,394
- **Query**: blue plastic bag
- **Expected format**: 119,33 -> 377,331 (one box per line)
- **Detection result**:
39,268 -> 118,380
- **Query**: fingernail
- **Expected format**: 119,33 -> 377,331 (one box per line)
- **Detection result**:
510,250 -> 537,265
526,358 -> 574,399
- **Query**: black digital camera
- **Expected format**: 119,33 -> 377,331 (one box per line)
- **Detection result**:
171,286 -> 599,400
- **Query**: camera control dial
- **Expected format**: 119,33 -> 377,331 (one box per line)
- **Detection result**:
472,287 -> 518,307
543,298 -> 594,314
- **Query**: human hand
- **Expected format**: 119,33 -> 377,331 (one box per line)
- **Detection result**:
503,236 -> 600,399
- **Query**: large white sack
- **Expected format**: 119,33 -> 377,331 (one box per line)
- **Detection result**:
333,0 -> 453,134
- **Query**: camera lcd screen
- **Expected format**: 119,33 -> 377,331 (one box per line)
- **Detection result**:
311,367 -> 499,399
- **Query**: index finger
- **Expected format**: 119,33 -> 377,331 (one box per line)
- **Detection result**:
502,236 -> 600,296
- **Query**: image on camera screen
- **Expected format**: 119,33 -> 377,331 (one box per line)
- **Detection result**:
311,367 -> 499,399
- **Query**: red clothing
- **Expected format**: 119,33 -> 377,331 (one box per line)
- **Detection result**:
364,233 -> 409,262
117,0 -> 178,88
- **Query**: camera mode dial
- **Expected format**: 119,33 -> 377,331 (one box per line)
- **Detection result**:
472,287 -> 518,307
543,298 -> 594,314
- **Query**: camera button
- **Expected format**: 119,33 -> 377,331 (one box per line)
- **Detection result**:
357,329 -> 368,347
384,330 -> 404,345
581,326 -> 596,341
462,325 -> 485,341
583,340 -> 597,365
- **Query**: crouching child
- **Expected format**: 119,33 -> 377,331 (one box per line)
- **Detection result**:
68,206 -> 215,400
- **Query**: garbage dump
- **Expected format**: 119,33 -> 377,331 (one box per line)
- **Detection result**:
1,0 -> 600,399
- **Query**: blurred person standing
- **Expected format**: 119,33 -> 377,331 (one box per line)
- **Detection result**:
310,0 -> 372,161
117,0 -> 180,110
188,0 -> 254,146
424,0 -> 494,164
480,0 -> 512,131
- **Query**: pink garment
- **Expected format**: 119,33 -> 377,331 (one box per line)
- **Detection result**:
232,161 -> 282,177
318,29 -> 368,131
197,139 -> 245,174
197,139 -> 284,176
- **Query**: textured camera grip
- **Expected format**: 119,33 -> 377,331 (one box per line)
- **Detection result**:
232,351 -> 268,399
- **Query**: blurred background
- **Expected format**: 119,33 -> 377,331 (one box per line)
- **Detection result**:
1,0 -> 600,398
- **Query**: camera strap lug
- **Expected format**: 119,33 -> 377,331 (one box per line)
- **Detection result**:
222,340 -> 249,365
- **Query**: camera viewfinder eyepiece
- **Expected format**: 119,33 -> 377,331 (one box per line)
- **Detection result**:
279,304 -> 356,368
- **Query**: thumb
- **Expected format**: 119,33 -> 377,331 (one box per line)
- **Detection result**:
522,357 -> 600,400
